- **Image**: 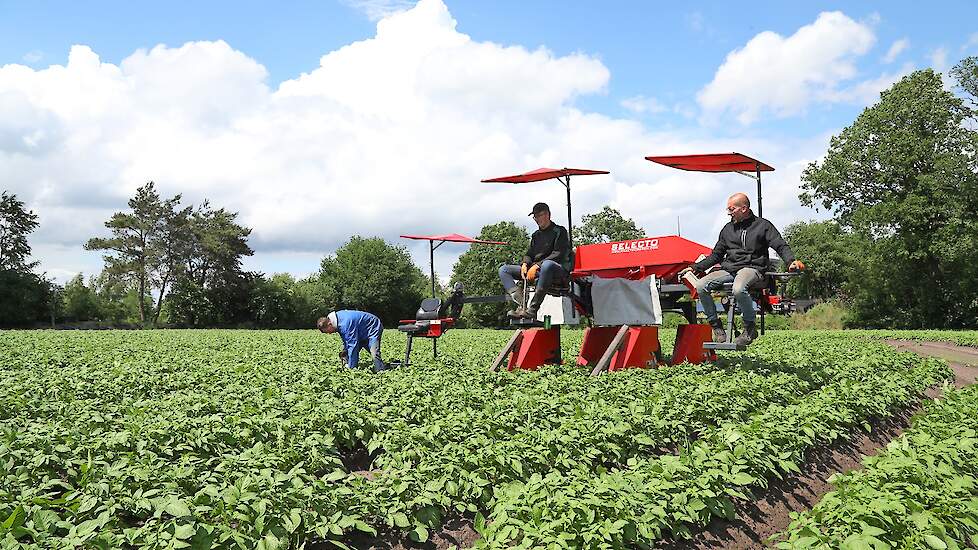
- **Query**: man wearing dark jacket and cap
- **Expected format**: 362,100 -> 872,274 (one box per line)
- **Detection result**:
498,202 -> 571,319
679,192 -> 803,346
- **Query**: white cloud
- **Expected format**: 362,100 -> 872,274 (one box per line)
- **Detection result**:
697,11 -> 876,124
929,46 -> 948,71
22,50 -> 43,64
620,95 -> 668,114
343,0 -> 417,21
963,33 -> 978,52
1,0 -> 824,284
882,38 -> 909,63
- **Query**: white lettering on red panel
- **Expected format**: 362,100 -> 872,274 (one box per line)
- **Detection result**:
610,239 -> 659,254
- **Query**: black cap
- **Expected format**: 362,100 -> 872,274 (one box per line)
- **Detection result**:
528,202 -> 550,216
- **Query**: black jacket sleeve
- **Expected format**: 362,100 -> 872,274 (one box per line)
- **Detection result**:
521,232 -> 535,266
693,234 -> 727,272
541,226 -> 569,264
765,221 -> 795,265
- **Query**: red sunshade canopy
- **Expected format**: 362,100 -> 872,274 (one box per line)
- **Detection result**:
481,167 -> 609,183
400,233 -> 506,245
645,153 -> 774,173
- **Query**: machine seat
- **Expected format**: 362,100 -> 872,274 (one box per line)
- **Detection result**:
415,298 -> 442,320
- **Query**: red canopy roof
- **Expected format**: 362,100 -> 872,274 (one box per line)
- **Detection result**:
482,167 -> 610,183
400,233 -> 506,245
645,153 -> 774,173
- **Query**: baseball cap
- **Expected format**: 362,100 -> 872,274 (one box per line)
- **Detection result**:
528,202 -> 550,216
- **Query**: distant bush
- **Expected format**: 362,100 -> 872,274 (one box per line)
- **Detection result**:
789,301 -> 848,330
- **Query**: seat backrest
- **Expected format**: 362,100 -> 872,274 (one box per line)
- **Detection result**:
415,298 -> 442,320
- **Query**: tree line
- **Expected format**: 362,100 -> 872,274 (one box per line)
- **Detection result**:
2,57 -> 975,330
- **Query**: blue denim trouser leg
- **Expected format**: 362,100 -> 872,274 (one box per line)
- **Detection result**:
368,336 -> 386,372
528,260 -> 565,311
694,268 -> 763,324
694,270 -> 734,323
498,264 -> 523,292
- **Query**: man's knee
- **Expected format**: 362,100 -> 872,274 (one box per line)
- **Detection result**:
498,264 -> 508,277
731,284 -> 750,297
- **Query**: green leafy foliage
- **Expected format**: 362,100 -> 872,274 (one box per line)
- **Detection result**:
0,329 -> 954,548
449,221 -> 530,327
775,386 -> 978,549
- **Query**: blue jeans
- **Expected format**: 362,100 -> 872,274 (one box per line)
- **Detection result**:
499,260 -> 566,310
694,268 -> 763,324
344,337 -> 387,371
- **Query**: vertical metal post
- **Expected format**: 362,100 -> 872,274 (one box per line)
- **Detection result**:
756,162 -> 765,336
564,175 -> 573,248
755,162 -> 763,219
429,241 -> 436,298
433,338 -> 438,359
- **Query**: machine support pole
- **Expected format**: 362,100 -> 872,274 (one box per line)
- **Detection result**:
429,241 -> 437,298
756,162 -> 765,336
564,175 -> 573,248
433,338 -> 438,359
591,324 -> 630,376
490,330 -> 524,371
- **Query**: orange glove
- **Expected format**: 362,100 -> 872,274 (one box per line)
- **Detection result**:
520,263 -> 528,279
526,263 -> 540,281
789,260 -> 806,272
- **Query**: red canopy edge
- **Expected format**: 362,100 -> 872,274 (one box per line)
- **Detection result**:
400,233 -> 506,245
645,153 -> 774,173
481,167 -> 610,183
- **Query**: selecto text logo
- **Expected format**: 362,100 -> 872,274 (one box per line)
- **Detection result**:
610,239 -> 659,254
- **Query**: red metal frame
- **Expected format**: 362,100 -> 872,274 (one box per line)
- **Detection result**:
508,327 -> 561,371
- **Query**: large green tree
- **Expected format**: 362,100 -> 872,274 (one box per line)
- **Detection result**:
0,191 -> 40,271
61,274 -> 100,322
782,220 -> 865,301
449,221 -> 530,327
317,236 -> 427,326
575,206 -> 645,246
85,182 -> 186,324
800,68 -> 978,328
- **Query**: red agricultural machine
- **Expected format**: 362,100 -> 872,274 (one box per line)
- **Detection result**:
396,153 -> 799,373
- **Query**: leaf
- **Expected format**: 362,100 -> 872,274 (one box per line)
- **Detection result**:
392,512 -> 410,528
165,497 -> 192,518
410,525 -> 429,543
924,535 -> 948,550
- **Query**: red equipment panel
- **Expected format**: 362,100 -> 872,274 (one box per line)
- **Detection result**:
572,235 -> 712,280
577,326 -> 663,370
508,328 -> 561,371
671,324 -> 717,364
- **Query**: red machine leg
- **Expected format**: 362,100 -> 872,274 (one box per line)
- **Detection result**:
578,326 -> 662,371
507,327 -> 561,371
671,324 -> 716,365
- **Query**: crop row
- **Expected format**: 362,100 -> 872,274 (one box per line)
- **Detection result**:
774,385 -> 978,549
0,329 -> 953,548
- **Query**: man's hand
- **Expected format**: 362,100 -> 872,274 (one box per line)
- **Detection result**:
338,351 -> 348,367
789,260 -> 806,272
520,263 -> 528,279
526,263 -> 540,281
678,266 -> 694,278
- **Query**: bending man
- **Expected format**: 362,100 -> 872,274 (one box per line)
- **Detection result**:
317,310 -> 389,372
680,193 -> 802,346
498,202 -> 571,319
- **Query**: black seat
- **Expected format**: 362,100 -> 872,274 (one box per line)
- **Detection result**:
415,298 -> 442,321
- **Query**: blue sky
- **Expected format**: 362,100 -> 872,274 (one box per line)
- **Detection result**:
1,0 -> 975,282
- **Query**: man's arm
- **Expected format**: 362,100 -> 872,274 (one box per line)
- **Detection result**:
765,221 -> 795,266
693,237 -> 726,272
341,330 -> 361,368
541,226 -> 569,264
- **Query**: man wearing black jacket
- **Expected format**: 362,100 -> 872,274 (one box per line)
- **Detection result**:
680,193 -> 803,346
498,202 -> 571,319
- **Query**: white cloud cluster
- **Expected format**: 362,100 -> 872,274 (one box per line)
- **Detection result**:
697,11 -> 876,124
1,0 -> 834,283
883,38 -> 909,63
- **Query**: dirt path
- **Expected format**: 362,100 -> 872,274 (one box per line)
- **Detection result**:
885,339 -> 978,387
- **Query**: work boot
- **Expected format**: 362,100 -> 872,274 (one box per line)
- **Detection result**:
507,306 -> 530,319
506,285 -> 523,306
709,319 -> 727,343
735,322 -> 758,347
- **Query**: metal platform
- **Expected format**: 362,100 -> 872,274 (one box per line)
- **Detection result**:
702,341 -> 747,352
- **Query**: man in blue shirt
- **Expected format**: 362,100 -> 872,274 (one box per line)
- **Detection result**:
317,310 -> 389,372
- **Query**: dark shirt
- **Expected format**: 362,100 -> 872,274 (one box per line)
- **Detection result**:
522,222 -> 571,271
693,212 -> 795,274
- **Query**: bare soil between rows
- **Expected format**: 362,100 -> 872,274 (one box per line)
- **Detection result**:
319,340 -> 978,550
